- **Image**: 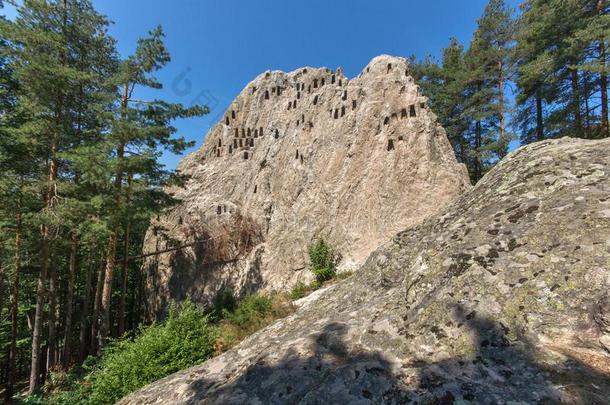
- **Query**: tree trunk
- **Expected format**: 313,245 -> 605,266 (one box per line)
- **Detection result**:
47,256 -> 58,371
584,72 -> 592,132
29,131 -> 59,393
62,229 -> 78,368
98,83 -> 130,347
600,43 -> 608,137
498,60 -> 506,156
79,251 -> 95,363
6,205 -> 22,402
475,120 -> 482,181
599,0 -> 609,137
90,260 -> 104,355
118,173 -> 133,336
570,69 -> 583,136
31,2 -> 67,390
536,90 -> 544,141
99,229 -> 119,346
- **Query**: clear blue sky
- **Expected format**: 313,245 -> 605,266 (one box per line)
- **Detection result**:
4,0 -> 522,170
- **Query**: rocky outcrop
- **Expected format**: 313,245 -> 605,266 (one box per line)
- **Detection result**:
123,137 -> 610,404
142,55 -> 470,317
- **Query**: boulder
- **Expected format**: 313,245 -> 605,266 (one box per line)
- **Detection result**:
122,137 -> 610,404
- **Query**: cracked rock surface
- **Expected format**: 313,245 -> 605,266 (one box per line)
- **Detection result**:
122,137 -> 610,404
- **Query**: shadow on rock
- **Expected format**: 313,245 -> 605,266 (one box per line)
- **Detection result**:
178,304 -> 610,404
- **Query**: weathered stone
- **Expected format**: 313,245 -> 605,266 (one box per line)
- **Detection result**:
122,137 -> 610,404
594,294 -> 610,334
141,55 -> 470,317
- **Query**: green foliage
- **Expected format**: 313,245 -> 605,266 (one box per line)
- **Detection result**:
87,300 -> 216,404
414,0 -> 516,183
288,282 -> 310,300
514,0 -> 609,142
35,294 -> 295,404
38,300 -> 216,405
286,239 -> 348,300
215,293 -> 294,351
211,288 -> 238,319
308,239 -> 337,283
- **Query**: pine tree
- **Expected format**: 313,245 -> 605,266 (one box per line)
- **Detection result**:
412,39 -> 471,164
462,0 -> 515,181
571,0 -> 609,137
515,0 -> 609,141
96,26 -> 207,347
1,0 -> 117,392
413,0 -> 516,183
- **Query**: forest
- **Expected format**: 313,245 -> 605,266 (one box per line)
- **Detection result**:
0,0 -> 608,403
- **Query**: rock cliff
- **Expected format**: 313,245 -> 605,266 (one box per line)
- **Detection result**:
142,55 -> 470,317
123,137 -> 610,404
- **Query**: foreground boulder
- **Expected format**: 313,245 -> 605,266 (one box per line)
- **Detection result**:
123,137 -> 610,404
142,55 -> 470,318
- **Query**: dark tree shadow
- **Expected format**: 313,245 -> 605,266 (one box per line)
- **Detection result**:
180,305 -> 610,404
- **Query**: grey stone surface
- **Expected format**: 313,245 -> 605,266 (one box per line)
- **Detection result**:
121,137 -> 610,404
142,55 -> 470,318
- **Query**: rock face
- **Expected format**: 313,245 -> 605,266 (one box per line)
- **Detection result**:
142,55 -> 470,317
123,137 -> 610,404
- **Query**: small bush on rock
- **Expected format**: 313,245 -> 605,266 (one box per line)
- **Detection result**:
308,239 -> 337,283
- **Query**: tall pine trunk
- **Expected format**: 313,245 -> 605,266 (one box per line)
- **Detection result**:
62,229 -> 78,368
79,251 -> 95,362
98,83 -> 129,346
599,0 -> 609,137
29,0 -> 67,387
474,120 -> 482,181
118,172 -> 133,336
498,60 -> 506,155
536,90 -> 544,141
29,125 -> 59,393
584,72 -> 592,132
570,69 -> 583,136
90,260 -> 104,354
600,43 -> 608,137
99,228 -> 119,346
6,203 -> 22,402
47,257 -> 58,371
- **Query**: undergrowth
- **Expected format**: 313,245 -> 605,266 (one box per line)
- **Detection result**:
27,294 -> 294,405
26,239 -> 347,404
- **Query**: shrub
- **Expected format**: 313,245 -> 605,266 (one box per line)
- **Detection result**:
48,300 -> 219,405
92,300 -> 216,403
223,294 -> 273,328
216,293 -> 294,350
289,282 -> 308,300
37,296 -> 295,404
308,238 -> 337,283
211,288 -> 238,320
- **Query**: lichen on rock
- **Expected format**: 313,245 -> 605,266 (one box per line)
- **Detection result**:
122,137 -> 610,404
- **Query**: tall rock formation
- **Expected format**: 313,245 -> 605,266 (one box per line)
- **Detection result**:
142,55 -> 470,317
123,137 -> 610,404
